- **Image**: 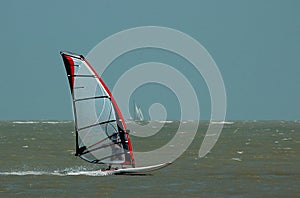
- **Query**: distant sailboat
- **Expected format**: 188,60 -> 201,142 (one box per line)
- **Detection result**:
134,101 -> 144,121
60,51 -> 170,174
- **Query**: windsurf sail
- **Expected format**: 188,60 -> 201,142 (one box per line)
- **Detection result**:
60,51 -> 135,167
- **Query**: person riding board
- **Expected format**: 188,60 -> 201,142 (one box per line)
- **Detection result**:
106,129 -> 131,170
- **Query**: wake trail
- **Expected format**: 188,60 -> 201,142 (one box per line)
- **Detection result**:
0,170 -> 110,176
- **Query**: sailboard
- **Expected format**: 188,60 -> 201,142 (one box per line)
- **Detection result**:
60,51 -> 170,175
102,162 -> 171,175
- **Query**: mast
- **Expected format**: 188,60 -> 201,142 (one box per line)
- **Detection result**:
60,52 -> 80,155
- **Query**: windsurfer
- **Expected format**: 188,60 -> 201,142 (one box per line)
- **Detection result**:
107,132 -> 125,170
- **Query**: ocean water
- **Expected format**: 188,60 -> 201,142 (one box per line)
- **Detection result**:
0,121 -> 299,197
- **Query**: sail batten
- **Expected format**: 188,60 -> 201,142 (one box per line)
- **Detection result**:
78,120 -> 117,131
70,74 -> 96,78
81,142 -> 123,155
60,51 -> 135,166
75,96 -> 110,102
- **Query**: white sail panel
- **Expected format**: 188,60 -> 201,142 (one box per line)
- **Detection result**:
60,51 -> 135,165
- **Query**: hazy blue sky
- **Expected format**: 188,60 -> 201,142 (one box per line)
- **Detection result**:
0,0 -> 299,120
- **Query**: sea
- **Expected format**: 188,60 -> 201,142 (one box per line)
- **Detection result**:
0,121 -> 299,197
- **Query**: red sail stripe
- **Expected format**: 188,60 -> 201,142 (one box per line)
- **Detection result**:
62,54 -> 75,90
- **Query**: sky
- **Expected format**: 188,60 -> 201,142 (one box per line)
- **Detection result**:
0,0 -> 299,120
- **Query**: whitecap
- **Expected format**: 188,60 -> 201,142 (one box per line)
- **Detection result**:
282,138 -> 292,141
282,147 -> 292,150
211,121 -> 234,125
179,132 -> 189,134
158,121 -> 173,124
41,121 -> 72,124
205,134 -> 217,137
13,121 -> 39,124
